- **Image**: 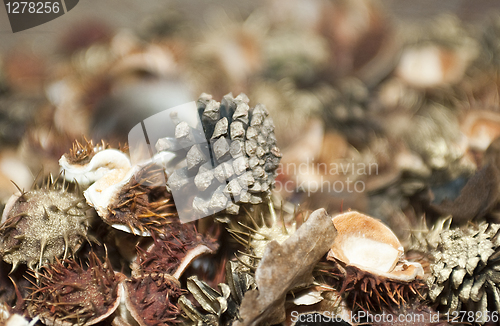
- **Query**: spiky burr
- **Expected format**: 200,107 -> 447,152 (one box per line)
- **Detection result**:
28,252 -> 125,326
124,273 -> 183,326
0,175 -> 90,271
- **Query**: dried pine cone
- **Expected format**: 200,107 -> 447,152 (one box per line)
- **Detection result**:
0,175 -> 90,271
28,252 -> 125,326
158,93 -> 281,220
179,261 -> 255,326
427,223 -> 500,323
320,79 -> 381,149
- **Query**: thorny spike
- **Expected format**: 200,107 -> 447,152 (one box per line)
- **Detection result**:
10,181 -> 25,196
235,254 -> 257,270
279,201 -> 287,235
227,229 -> 251,246
237,250 -> 261,259
10,259 -> 20,274
63,232 -> 69,260
39,237 -> 47,267
268,200 -> 277,226
30,168 -> 43,190
243,207 -> 259,230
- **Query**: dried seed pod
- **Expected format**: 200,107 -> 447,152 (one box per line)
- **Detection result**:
156,93 -> 281,218
395,15 -> 478,88
63,140 -> 176,236
0,175 -> 90,271
60,140 -> 130,187
100,163 -> 179,236
324,211 -> 425,311
124,273 -> 183,326
133,221 -> 219,279
461,110 -> 500,152
226,201 -> 298,267
179,276 -> 238,326
63,138 -> 109,166
408,217 -> 452,253
426,223 -> 500,323
28,252 -> 125,326
321,78 -> 381,149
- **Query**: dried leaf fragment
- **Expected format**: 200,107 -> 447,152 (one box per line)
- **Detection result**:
235,208 -> 337,326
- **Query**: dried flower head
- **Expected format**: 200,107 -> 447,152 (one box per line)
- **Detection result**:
427,223 -> 500,323
28,252 -> 125,326
0,175 -> 90,271
124,273 -> 183,326
324,211 -> 425,311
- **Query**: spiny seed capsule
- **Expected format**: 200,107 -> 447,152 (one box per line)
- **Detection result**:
65,138 -> 109,166
322,211 -> 425,311
124,273 -> 183,326
0,175 -> 90,271
103,163 -> 179,236
133,221 -> 219,279
227,201 -> 298,269
28,252 -> 125,326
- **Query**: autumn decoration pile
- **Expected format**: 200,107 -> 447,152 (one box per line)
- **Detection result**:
4,0 -> 500,325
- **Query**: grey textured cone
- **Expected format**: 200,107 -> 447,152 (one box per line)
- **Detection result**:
156,93 -> 281,219
427,223 -> 500,324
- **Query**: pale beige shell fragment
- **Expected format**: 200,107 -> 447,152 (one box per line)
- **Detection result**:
328,211 -> 423,281
0,303 -> 32,326
396,43 -> 476,88
461,110 -> 500,151
59,149 -> 132,186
